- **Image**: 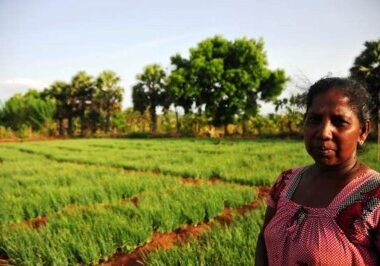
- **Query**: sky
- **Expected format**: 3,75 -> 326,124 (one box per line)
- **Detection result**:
0,0 -> 379,114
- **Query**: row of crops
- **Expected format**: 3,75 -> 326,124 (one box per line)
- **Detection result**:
144,206 -> 265,265
1,138 -> 315,185
0,139 -> 378,265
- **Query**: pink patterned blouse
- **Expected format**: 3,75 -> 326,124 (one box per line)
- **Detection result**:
264,166 -> 380,266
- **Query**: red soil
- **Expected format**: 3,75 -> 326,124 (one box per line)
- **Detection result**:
152,169 -> 161,175
182,177 -> 202,185
181,177 -> 220,186
101,223 -> 212,266
130,196 -> 139,206
258,185 -> 271,200
209,177 -> 220,184
11,216 -> 48,230
29,216 -> 48,228
0,258 -> 9,266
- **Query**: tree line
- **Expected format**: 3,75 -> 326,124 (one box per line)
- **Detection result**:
0,70 -> 123,137
0,36 -> 379,138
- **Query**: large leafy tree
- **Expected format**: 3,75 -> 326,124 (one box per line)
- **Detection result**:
168,54 -> 199,133
168,55 -> 195,114
169,35 -> 288,134
350,40 -> 380,158
132,64 -> 168,133
96,70 -> 124,133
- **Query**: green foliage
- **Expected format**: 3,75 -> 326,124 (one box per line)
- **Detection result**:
0,126 -> 14,138
350,39 -> 380,147
71,71 -> 96,136
132,64 -> 170,133
96,70 -> 124,133
111,110 -> 128,133
43,80 -> 73,135
123,108 -> 151,132
0,89 -> 55,131
350,39 -> 380,123
169,35 -> 288,129
44,70 -> 124,136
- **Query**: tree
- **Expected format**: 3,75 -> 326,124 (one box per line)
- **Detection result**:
0,89 -> 55,132
71,71 -> 95,136
43,81 -> 72,136
168,54 -> 196,114
96,70 -> 124,133
0,94 -> 27,131
132,64 -> 168,133
168,54 -> 198,132
169,35 -> 288,135
350,40 -> 380,158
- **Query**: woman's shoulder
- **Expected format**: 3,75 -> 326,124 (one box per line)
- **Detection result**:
335,166 -> 380,242
267,165 -> 309,208
272,166 -> 308,186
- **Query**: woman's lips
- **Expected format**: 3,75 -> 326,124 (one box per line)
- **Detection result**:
315,147 -> 335,156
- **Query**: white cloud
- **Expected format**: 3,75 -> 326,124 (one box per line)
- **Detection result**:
3,78 -> 48,89
0,78 -> 49,103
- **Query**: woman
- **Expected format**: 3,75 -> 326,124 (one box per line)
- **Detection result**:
255,77 -> 379,265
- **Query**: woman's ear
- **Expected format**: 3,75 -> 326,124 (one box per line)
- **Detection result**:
358,120 -> 370,146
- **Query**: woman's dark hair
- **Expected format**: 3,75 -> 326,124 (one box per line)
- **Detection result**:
306,77 -> 372,126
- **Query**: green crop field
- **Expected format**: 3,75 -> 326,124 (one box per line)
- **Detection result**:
0,138 -> 378,265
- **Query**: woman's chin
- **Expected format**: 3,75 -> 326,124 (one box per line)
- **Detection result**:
313,157 -> 337,166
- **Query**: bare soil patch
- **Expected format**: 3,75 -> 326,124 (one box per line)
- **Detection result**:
181,177 -> 221,186
0,258 -> 9,266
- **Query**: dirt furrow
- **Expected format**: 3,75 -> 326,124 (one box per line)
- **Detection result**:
99,186 -> 270,266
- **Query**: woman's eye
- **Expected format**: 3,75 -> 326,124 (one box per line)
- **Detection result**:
333,118 -> 349,127
306,116 -> 320,124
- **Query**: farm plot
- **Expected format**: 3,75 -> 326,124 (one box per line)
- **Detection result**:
0,138 -> 378,265
2,138 -> 315,185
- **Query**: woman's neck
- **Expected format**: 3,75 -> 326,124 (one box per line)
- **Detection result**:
313,157 -> 359,181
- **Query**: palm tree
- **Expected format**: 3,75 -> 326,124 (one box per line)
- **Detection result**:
96,70 -> 123,133
71,71 -> 94,136
44,81 -> 73,136
132,64 -> 168,134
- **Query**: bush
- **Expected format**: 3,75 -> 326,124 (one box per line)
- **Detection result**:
125,132 -> 150,139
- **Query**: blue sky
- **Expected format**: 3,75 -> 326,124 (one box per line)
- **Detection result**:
0,0 -> 379,113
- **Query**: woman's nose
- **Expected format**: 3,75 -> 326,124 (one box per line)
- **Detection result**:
316,121 -> 333,140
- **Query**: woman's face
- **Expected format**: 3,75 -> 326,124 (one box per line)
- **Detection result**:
304,89 -> 368,167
